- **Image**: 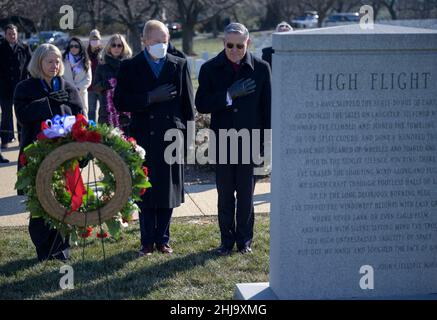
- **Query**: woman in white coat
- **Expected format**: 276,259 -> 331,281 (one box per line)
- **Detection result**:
63,37 -> 92,117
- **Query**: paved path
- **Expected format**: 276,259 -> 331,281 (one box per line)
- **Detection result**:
0,140 -> 271,227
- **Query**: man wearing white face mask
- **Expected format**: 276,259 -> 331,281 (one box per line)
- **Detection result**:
114,20 -> 194,256
87,29 -> 103,122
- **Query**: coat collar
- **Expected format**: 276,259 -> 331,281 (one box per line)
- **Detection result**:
212,50 -> 255,71
103,54 -> 121,70
134,51 -> 179,81
1,39 -> 25,53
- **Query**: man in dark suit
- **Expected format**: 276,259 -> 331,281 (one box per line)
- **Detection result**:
0,24 -> 32,149
114,20 -> 194,256
196,23 -> 271,255
262,22 -> 292,68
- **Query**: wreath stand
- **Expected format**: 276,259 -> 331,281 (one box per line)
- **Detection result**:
36,142 -> 133,297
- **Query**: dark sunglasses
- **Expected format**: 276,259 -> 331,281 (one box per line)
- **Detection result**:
226,42 -> 245,50
69,44 -> 80,49
111,43 -> 123,48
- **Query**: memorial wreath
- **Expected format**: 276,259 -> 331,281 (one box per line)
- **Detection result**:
16,114 -> 151,242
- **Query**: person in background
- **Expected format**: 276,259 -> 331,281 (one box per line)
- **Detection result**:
87,29 -> 103,122
62,37 -> 92,118
93,33 -> 132,129
0,24 -> 32,149
262,21 -> 293,68
14,44 -> 83,261
196,23 -> 271,255
114,20 -> 194,256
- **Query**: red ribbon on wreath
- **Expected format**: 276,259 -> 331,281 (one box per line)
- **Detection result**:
65,161 -> 87,214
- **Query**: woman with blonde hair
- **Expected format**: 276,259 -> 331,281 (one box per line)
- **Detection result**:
14,43 -> 83,261
93,33 -> 132,129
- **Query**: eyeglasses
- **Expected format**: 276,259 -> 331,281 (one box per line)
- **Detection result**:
111,43 -> 123,48
69,44 -> 80,49
226,43 -> 245,50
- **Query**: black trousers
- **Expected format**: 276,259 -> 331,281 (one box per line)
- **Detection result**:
216,164 -> 256,250
0,97 -> 15,144
138,205 -> 173,246
28,217 -> 70,261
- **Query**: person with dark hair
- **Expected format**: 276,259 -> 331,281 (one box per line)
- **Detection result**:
0,24 -> 32,149
87,29 -> 103,122
14,44 -> 83,261
63,37 -> 92,118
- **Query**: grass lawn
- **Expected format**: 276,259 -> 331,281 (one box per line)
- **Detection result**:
0,214 -> 269,300
172,30 -> 273,58
172,36 -> 224,57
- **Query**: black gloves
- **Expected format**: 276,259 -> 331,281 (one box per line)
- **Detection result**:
228,78 -> 256,100
147,83 -> 177,104
49,90 -> 69,103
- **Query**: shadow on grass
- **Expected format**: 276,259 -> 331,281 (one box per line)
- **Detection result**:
0,250 -> 137,299
0,257 -> 39,277
56,249 -> 219,299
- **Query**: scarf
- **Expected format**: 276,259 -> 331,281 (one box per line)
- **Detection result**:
68,52 -> 84,75
106,77 -> 131,128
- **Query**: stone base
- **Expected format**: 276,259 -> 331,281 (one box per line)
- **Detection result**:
234,283 -> 278,300
234,283 -> 437,300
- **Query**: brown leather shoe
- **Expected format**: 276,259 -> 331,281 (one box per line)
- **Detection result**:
156,244 -> 173,254
138,244 -> 154,257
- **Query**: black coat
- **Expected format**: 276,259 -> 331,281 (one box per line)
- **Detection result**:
261,47 -> 274,68
195,50 -> 271,165
93,54 -> 122,124
14,77 -> 83,152
168,42 -> 186,59
196,50 -> 271,130
0,40 -> 32,99
114,52 -> 195,208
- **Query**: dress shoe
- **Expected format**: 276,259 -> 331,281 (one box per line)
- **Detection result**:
138,244 -> 154,257
51,248 -> 70,261
238,246 -> 252,254
156,243 -> 173,254
0,154 -> 9,163
216,245 -> 233,256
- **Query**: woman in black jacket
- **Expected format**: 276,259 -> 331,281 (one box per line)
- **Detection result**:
14,44 -> 83,261
93,34 -> 132,129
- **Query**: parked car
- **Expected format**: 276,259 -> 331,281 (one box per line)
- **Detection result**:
323,12 -> 360,27
27,31 -> 69,50
166,22 -> 182,38
26,34 -> 40,50
291,11 -> 319,29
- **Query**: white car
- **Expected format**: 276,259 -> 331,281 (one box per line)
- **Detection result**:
291,11 -> 319,29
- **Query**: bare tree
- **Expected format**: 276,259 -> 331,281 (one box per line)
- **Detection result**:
379,0 -> 398,19
164,0 -> 239,56
300,0 -> 338,27
260,0 -> 301,29
101,0 -> 159,54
